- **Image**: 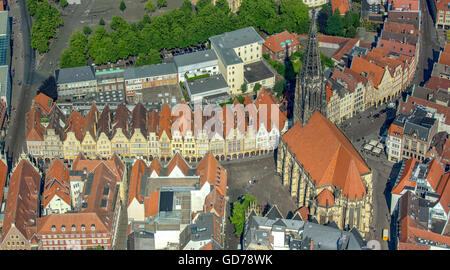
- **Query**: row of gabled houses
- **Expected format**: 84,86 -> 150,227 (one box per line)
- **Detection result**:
322,10 -> 420,124
127,152 -> 227,250
0,152 -> 126,250
25,89 -> 288,163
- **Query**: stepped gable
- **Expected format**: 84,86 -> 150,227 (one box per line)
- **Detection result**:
158,103 -> 172,139
97,105 -> 113,139
282,111 -> 370,200
147,109 -> 160,136
254,88 -> 286,132
131,102 -> 148,137
64,109 -> 85,141
112,103 -> 131,139
83,102 -> 100,138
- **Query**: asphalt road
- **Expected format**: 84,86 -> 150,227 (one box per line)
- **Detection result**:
5,0 -> 35,165
413,0 -> 441,86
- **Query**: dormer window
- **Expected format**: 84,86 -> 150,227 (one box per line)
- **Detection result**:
61,225 -> 66,232
91,224 -> 96,231
81,224 -> 86,231
72,224 -> 76,231
51,225 -> 56,232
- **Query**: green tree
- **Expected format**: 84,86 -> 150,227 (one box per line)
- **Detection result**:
135,49 -> 161,66
317,4 -> 332,34
320,52 -> 334,69
229,194 -> 258,236
280,0 -> 310,34
239,0 -> 282,34
345,25 -> 357,38
83,26 -> 92,35
60,0 -> 68,7
137,14 -> 152,30
59,31 -> 88,68
241,83 -> 248,93
99,18 -> 105,25
120,1 -> 126,11
157,0 -> 167,8
253,83 -> 262,91
180,0 -> 193,13
343,11 -> 353,29
195,0 -> 212,11
351,12 -> 361,28
326,9 -> 344,36
145,0 -> 156,12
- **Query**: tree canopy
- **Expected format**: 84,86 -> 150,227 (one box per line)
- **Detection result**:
27,0 -> 63,53
229,194 -> 258,236
145,0 -> 156,12
59,0 -> 312,66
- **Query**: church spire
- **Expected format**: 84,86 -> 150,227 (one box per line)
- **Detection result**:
293,8 -> 327,126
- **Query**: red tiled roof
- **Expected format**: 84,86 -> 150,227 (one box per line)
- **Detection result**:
392,158 -> 419,195
37,212 -> 110,237
425,159 -> 445,191
65,110 -> 85,141
282,112 -> 370,200
43,159 -> 71,208
332,39 -> 358,62
33,93 -> 53,114
144,191 -> 159,218
128,159 -> 147,206
318,35 -> 350,45
438,51 -> 450,66
0,159 -> 7,203
384,21 -> 419,36
351,56 -> 386,88
378,39 -> 416,57
71,156 -> 124,183
167,153 -> 189,176
331,0 -> 350,15
435,172 -> 449,214
0,99 -> 6,130
147,109 -> 160,135
197,152 -> 227,196
424,76 -> 450,91
388,122 -> 404,138
399,96 -> 450,125
204,187 -> 225,218
2,159 -> 41,241
253,88 -> 287,132
316,189 -> 335,207
391,0 -> 419,11
158,104 -> 172,139
296,206 -> 309,221
149,158 -> 162,176
399,215 -> 450,246
263,30 -> 300,54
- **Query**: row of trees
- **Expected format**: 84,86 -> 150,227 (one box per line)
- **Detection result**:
60,0 -> 311,67
317,4 -> 360,38
26,0 -> 63,53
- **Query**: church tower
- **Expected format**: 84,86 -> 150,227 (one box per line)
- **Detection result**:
293,8 -> 327,126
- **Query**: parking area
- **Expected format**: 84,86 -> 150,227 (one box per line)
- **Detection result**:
222,154 -> 298,249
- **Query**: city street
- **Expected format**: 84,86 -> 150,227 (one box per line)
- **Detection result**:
4,0 -> 36,166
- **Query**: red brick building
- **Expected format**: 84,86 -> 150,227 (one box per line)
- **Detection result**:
263,31 -> 300,62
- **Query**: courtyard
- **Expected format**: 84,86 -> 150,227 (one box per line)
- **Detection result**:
222,154 -> 298,249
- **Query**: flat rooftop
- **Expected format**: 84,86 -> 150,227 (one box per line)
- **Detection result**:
243,61 -> 275,84
186,74 -> 228,96
173,49 -> 218,68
